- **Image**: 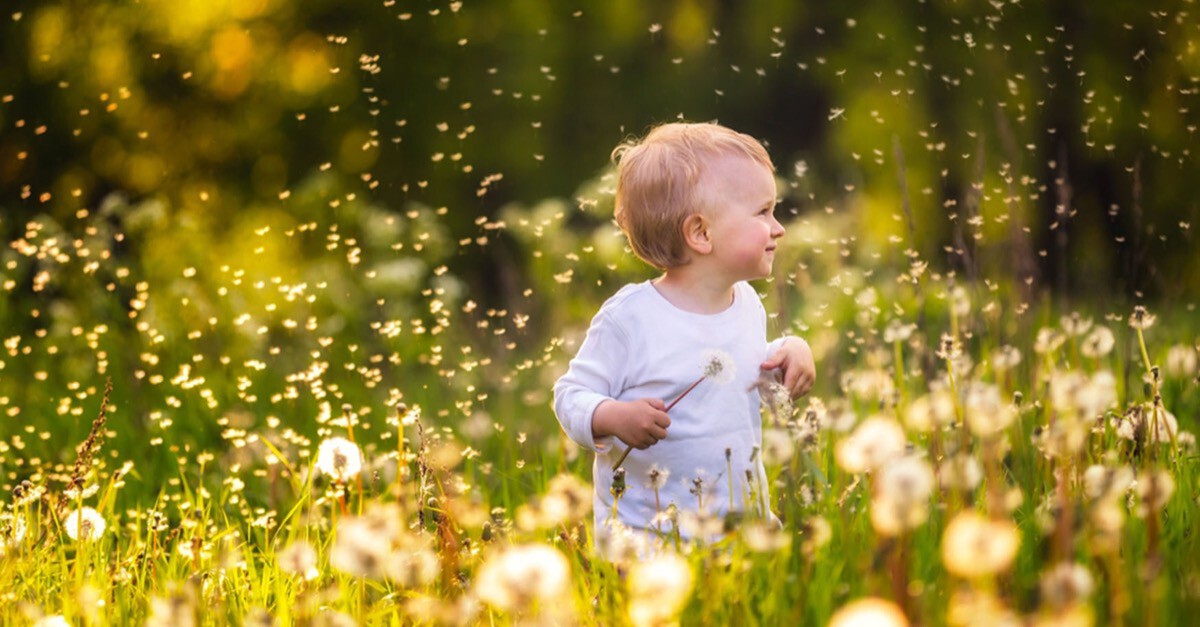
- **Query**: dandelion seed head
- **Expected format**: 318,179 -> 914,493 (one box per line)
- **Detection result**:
828,598 -> 909,627
474,544 -> 570,612
1128,305 -> 1156,330
315,436 -> 363,482
1134,470 -> 1175,514
277,541 -> 320,581
941,512 -> 1019,578
835,416 -> 906,474
1039,562 -> 1094,609
645,464 -> 670,490
627,553 -> 694,626
963,383 -> 1017,438
761,428 -> 794,466
699,348 -> 736,384
64,507 -> 106,542
1165,344 -> 1198,378
871,455 -> 934,536
904,388 -> 956,432
1080,325 -> 1115,358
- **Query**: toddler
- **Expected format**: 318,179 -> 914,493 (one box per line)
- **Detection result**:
554,122 -> 816,550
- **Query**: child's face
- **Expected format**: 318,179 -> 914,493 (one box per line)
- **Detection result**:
697,153 -> 784,282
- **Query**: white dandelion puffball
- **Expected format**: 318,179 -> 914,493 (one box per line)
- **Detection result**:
941,512 -> 1020,579
64,507 -> 107,542
315,436 -> 364,482
474,543 -> 570,612
277,541 -> 320,581
835,416 -> 907,474
699,349 -> 736,385
627,553 -> 695,627
828,597 -> 909,627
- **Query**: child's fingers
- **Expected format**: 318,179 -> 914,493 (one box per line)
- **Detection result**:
649,425 -> 668,440
646,398 -> 666,411
654,412 -> 671,428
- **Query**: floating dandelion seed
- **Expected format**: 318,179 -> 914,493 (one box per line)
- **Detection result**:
63,507 -> 106,542
315,437 -> 364,482
612,349 -> 737,470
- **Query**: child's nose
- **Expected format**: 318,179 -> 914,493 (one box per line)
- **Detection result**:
770,217 -> 785,238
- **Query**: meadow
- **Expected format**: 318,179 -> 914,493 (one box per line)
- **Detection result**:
4,0 -> 1200,625
0,184 -> 1197,625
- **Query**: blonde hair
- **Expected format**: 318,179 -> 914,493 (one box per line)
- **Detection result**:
611,122 -> 774,269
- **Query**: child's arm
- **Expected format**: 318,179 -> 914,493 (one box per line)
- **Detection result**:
555,309 -> 670,452
760,337 -> 816,398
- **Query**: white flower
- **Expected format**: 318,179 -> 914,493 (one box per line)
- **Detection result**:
63,507 -> 106,542
474,544 -> 570,613
33,616 -> 71,627
315,437 -> 364,482
699,349 -> 736,385
835,417 -> 906,474
627,554 -> 694,627
941,512 -> 1020,579
828,598 -> 909,627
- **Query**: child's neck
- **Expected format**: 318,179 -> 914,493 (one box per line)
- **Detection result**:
653,267 -> 736,314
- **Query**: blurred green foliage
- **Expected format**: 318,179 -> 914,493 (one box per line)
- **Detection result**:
3,0 -> 1199,301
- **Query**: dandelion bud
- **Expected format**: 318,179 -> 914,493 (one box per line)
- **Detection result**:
611,468 -> 627,500
1013,391 -> 1023,406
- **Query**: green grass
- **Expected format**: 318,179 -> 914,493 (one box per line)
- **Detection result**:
1,202 -> 1198,626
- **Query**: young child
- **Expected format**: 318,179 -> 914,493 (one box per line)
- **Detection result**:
553,122 -> 816,550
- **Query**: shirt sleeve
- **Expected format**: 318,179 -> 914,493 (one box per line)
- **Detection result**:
553,308 -> 630,452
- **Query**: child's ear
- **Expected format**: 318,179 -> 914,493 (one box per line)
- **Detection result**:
682,213 -> 712,255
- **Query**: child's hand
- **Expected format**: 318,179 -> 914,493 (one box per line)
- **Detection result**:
760,337 -> 816,398
592,398 -> 672,449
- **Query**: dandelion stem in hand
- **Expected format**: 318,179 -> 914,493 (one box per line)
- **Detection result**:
612,349 -> 735,471
611,376 -> 702,471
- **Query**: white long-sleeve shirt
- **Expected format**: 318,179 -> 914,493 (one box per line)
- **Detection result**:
553,280 -> 785,544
